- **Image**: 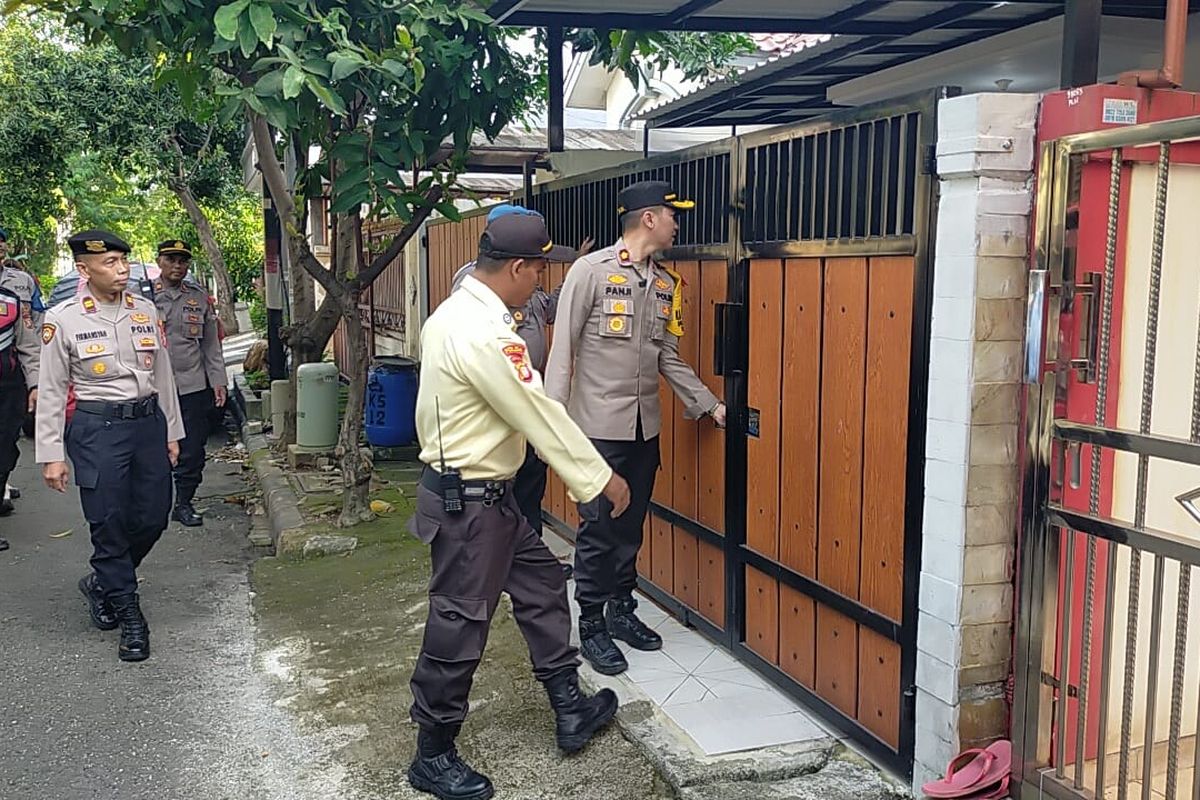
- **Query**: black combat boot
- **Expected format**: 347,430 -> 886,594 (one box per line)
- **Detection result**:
544,670 -> 618,753
78,573 -> 118,630
0,536 -> 8,551
172,501 -> 202,525
109,593 -> 150,662
579,613 -> 628,675
606,595 -> 662,651
407,725 -> 494,800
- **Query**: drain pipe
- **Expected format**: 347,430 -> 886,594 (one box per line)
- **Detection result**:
1118,0 -> 1188,88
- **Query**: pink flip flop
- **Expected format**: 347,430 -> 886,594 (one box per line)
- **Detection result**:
972,740 -> 1013,792
922,748 -> 996,798
973,774 -> 1011,800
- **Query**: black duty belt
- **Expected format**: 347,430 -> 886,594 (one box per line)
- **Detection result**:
420,467 -> 509,504
75,395 -> 159,419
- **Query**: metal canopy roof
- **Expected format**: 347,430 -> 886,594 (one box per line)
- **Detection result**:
487,1 -> 1196,127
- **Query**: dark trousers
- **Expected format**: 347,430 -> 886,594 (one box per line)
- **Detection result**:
513,445 -> 548,535
66,409 -> 172,599
573,431 -> 660,615
175,389 -> 214,505
409,485 -> 578,730
0,376 -> 26,490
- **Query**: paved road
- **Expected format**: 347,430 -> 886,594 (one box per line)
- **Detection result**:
0,436 -> 348,800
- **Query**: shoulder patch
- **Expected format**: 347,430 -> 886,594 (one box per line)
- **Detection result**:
41,323 -> 56,344
502,342 -> 533,383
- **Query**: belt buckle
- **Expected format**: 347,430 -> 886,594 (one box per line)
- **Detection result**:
482,482 -> 501,507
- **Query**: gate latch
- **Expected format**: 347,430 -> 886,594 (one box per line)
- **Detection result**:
1070,272 -> 1104,385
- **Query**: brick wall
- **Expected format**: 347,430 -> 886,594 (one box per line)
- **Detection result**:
912,92 -> 1040,792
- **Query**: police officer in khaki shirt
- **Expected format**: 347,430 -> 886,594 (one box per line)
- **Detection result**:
407,213 -> 630,800
37,230 -> 184,663
153,239 -> 227,527
544,180 -> 726,676
0,227 -> 42,547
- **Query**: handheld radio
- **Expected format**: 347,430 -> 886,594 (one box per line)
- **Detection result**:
435,397 -> 464,514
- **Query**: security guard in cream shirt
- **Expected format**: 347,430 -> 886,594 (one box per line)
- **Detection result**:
37,230 -> 184,664
543,180 -> 726,677
406,212 -> 629,800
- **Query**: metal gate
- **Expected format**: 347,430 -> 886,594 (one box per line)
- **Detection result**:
1013,115 -> 1200,800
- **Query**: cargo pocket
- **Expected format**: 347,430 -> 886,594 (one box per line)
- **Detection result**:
423,595 -> 490,663
650,302 -> 670,342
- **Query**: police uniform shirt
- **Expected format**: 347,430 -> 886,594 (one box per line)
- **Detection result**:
154,280 -> 225,395
543,239 -> 719,442
35,292 -> 185,464
0,265 -> 43,387
417,274 -> 612,502
450,262 -> 560,373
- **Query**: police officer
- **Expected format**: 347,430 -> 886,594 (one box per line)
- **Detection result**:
0,228 -> 42,550
37,230 -> 184,663
450,204 -> 593,578
544,181 -> 727,676
408,212 -> 630,800
153,239 -> 227,527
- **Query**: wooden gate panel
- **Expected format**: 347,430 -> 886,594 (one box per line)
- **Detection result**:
815,604 -> 859,717
858,628 -> 902,749
697,539 -> 725,627
861,256 -> 914,620
780,258 -> 823,577
779,583 -> 816,689
652,373 -> 676,591
745,567 -> 779,664
818,258 -> 868,600
697,262 -> 727,534
747,259 -> 784,560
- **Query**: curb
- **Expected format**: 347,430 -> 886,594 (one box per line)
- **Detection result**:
241,423 -> 307,555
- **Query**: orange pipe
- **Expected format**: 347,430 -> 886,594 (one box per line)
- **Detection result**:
1118,0 -> 1188,88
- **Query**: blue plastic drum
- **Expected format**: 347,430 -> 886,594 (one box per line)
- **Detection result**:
364,356 -> 419,447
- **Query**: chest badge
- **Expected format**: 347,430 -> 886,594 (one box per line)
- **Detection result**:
139,337 -> 156,348
143,354 -> 154,369
188,325 -> 201,337
85,343 -> 106,355
513,311 -> 524,323
131,313 -> 150,324
607,274 -> 628,285
655,278 -> 670,290
185,298 -> 200,308
92,362 -> 108,375
608,316 -> 626,334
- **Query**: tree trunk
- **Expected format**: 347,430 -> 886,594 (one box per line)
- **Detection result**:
171,180 -> 240,335
336,286 -> 373,526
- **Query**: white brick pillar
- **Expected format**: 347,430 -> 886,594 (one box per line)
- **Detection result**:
912,92 -> 1039,793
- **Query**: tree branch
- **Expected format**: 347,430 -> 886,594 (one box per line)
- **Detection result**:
248,110 -> 296,223
353,186 -> 444,291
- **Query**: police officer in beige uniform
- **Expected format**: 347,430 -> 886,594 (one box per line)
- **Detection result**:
153,239 -> 227,527
544,181 -> 726,676
408,213 -> 631,800
37,230 -> 184,663
0,227 -> 42,543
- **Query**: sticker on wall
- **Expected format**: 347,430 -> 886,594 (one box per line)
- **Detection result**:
747,407 -> 760,439
1102,98 -> 1138,126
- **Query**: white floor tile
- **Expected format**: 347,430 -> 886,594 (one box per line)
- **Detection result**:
692,648 -> 744,676
623,646 -> 685,673
695,666 -> 772,693
661,641 -> 716,673
672,709 -> 829,756
638,676 -> 687,704
624,662 -> 689,686
664,676 -> 712,706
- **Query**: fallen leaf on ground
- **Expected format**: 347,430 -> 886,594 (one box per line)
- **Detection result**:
49,529 -> 73,539
370,499 -> 395,514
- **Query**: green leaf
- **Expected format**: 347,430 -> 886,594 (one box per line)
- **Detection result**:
213,0 -> 250,41
434,201 -> 460,221
412,57 -> 425,85
329,183 -> 371,215
282,65 -> 305,99
305,76 -> 347,116
329,52 -> 366,81
238,18 -> 258,57
395,26 -> 412,49
254,69 -> 285,96
248,3 -> 277,46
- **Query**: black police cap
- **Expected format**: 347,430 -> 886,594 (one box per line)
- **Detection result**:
68,230 -> 131,257
158,239 -> 193,257
479,213 -> 575,262
616,180 -> 695,217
